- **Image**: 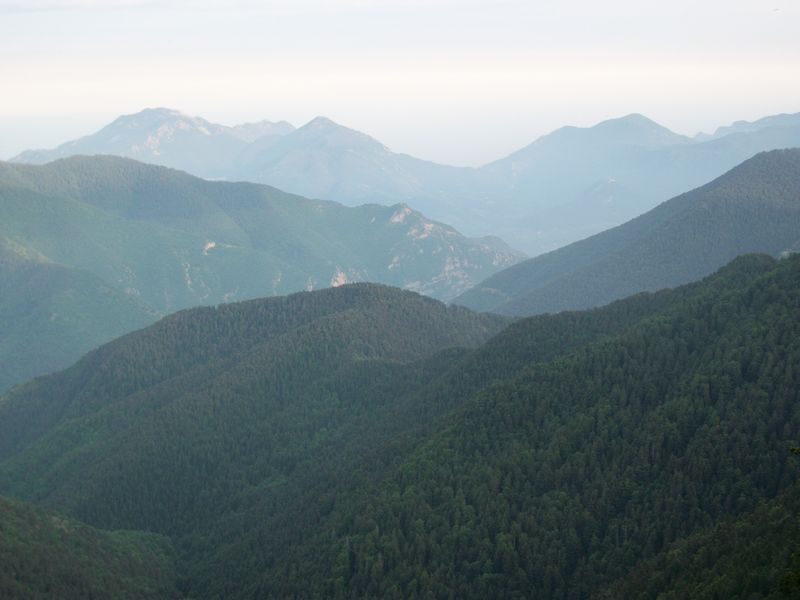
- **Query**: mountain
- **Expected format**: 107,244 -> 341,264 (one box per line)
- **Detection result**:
478,114 -> 800,253
695,112 -> 800,141
0,283 -> 508,528
0,155 -> 522,390
0,495 -> 178,599
12,109 -> 800,255
456,149 -> 800,315
281,254 -> 800,599
0,239 -> 156,393
12,108 -> 295,180
230,116 -> 482,217
0,254 -> 798,597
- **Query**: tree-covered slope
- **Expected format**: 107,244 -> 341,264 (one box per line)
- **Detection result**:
0,240 -> 156,393
239,254 -> 800,599
0,155 -> 522,390
0,156 -> 522,307
0,495 -> 178,599
0,284 -> 507,537
602,482 -> 800,599
2,255 -> 797,597
457,149 -> 800,316
0,275 -> 679,599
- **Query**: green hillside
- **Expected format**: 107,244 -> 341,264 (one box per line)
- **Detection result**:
0,155 -> 521,391
0,239 -> 156,392
0,495 -> 178,599
0,256 -> 797,598
456,149 -> 800,316
603,483 -> 800,599
0,284 -> 507,526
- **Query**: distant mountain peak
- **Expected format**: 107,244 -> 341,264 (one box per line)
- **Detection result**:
114,107 -> 199,124
293,116 -> 389,151
306,115 -> 339,128
608,112 -> 654,124
99,108 -> 223,142
592,113 -> 687,142
138,106 -> 186,117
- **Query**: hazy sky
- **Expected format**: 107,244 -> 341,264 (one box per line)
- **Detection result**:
1,0 -> 799,165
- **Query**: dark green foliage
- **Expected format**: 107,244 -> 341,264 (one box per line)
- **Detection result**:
0,495 -> 178,599
308,258 -> 800,598
1,256 -> 798,598
603,485 -> 800,599
457,149 -> 800,316
0,283 -> 507,576
229,253 -> 797,599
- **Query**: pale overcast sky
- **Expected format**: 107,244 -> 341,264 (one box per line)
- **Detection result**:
1,0 -> 798,165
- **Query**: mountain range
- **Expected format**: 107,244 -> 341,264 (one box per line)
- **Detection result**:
0,253 -> 798,598
12,108 -> 294,181
456,149 -> 800,315
12,108 -> 800,255
0,155 -> 521,391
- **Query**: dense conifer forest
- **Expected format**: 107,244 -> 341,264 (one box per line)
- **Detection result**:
0,254 -> 798,597
0,495 -> 178,599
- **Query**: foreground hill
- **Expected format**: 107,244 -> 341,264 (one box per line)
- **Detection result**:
13,108 -> 800,254
0,284 -> 507,521
0,155 -> 521,390
252,254 -> 799,599
1,255 -> 798,597
0,495 -> 178,599
603,483 -> 800,599
457,149 -> 800,315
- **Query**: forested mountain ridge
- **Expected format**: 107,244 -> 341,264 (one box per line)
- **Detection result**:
0,283 -> 508,514
0,155 -> 521,391
258,253 -> 799,599
456,148 -> 800,316
1,255 -> 798,597
0,495 -> 179,599
0,156 -> 521,307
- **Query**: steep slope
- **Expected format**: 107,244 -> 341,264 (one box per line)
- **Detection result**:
0,156 -> 521,307
457,149 -> 800,315
479,115 -> 800,253
0,283 -> 509,594
0,155 -> 522,389
0,284 -> 507,526
250,254 -> 800,599
11,107 -> 294,179
0,239 -> 156,393
602,482 -> 800,599
0,495 -> 178,599
482,113 -> 691,196
2,255 -> 797,598
0,264 -> 682,598
231,116 -> 483,220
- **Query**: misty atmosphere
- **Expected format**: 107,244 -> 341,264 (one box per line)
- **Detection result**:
1,1 -> 799,598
